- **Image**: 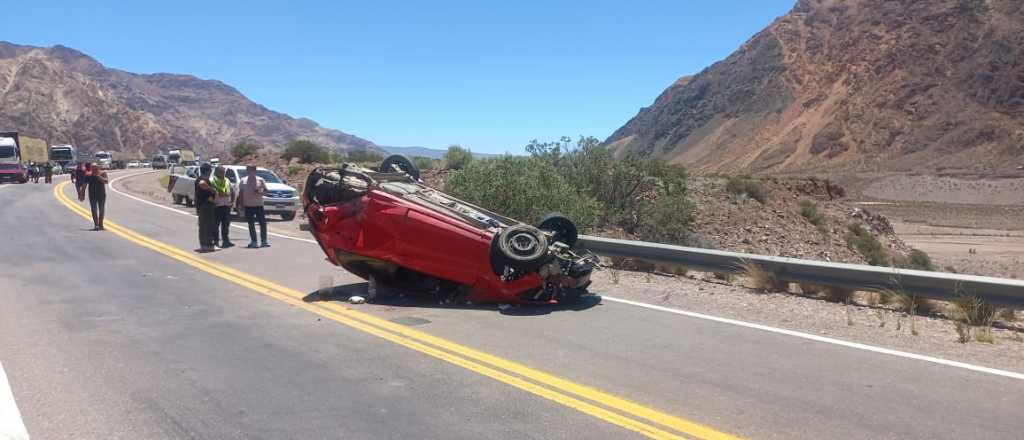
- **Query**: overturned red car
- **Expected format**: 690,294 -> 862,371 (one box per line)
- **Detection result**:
302,155 -> 597,304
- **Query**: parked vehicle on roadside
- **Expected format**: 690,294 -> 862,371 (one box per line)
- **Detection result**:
0,162 -> 28,183
49,144 -> 76,173
303,155 -> 597,305
222,165 -> 300,220
0,132 -> 21,165
128,160 -> 141,168
142,161 -> 151,168
94,151 -> 113,169
168,165 -> 199,206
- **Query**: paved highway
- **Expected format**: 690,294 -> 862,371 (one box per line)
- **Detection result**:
0,172 -> 1022,439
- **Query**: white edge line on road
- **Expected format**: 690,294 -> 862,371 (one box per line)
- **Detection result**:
106,171 -> 317,244
601,296 -> 1024,381
104,171 -> 1024,382
0,362 -> 30,440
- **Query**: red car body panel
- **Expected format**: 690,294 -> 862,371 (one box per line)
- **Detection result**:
307,188 -> 550,303
0,163 -> 27,183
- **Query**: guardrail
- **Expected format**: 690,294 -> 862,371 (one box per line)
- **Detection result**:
577,235 -> 1024,307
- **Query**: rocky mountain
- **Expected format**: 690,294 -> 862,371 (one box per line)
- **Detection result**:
0,42 -> 378,156
606,0 -> 1024,174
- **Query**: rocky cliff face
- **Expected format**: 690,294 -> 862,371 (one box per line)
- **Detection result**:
0,42 -> 378,156
606,0 -> 1024,173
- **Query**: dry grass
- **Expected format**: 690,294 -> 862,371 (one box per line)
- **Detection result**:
158,174 -> 170,189
882,290 -> 938,316
950,291 -> 997,343
738,261 -> 788,292
799,283 -> 855,303
997,308 -> 1017,322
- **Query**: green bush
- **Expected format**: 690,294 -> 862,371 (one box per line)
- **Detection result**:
799,200 -> 824,226
444,145 -> 474,170
896,249 -> 935,271
347,150 -> 384,163
725,175 -> 767,204
282,140 -> 329,164
231,142 -> 260,160
446,156 -> 600,229
412,156 -> 436,171
636,194 -> 696,244
287,164 -> 303,175
846,223 -> 889,266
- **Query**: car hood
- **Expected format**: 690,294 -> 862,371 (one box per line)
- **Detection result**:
264,182 -> 297,193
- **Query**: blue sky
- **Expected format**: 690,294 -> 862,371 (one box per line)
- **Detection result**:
4,0 -> 795,153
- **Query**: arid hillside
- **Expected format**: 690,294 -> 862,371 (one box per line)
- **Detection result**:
606,0 -> 1024,174
0,42 -> 378,156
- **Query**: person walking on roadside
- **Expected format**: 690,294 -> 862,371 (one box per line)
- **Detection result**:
44,162 -> 53,184
194,163 -> 218,252
73,163 -> 88,201
86,163 -> 109,230
211,165 -> 236,248
237,165 -> 269,248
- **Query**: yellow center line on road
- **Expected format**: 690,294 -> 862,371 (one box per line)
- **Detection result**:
54,181 -> 742,440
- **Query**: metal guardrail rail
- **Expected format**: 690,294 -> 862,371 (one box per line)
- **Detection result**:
578,235 -> 1024,307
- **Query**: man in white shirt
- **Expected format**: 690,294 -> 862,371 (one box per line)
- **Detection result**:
236,165 -> 270,248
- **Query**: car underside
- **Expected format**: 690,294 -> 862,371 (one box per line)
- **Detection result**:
302,155 -> 598,305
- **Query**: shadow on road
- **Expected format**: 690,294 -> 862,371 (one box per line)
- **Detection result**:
302,282 -> 602,316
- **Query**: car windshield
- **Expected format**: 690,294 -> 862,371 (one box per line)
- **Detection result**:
51,149 -> 73,161
0,146 -> 15,159
95,153 -> 111,159
237,169 -> 282,184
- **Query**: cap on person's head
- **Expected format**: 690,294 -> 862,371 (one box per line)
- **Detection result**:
200,163 -> 212,174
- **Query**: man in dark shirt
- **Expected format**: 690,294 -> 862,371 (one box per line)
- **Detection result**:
194,164 -> 218,252
87,163 -> 108,230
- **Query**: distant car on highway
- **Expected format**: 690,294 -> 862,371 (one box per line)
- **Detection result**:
128,160 -> 141,168
151,155 -> 168,169
0,162 -> 28,183
222,165 -> 299,220
168,165 -> 199,206
142,161 -> 151,168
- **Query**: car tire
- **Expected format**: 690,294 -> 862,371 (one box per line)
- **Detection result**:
281,212 -> 296,221
491,225 -> 549,274
185,197 -> 194,207
379,154 -> 420,181
537,212 -> 579,248
172,194 -> 181,205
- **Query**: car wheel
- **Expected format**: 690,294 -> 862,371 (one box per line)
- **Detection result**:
537,212 -> 579,248
185,197 -> 194,207
491,225 -> 549,273
172,194 -> 181,205
379,154 -> 420,181
281,212 -> 296,221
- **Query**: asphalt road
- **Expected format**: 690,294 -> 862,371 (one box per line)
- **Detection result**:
1,173 -> 1022,439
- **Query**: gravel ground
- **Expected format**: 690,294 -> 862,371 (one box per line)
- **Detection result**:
590,269 -> 1024,374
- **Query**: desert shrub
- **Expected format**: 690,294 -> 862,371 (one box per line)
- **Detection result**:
895,249 -> 935,271
287,164 -> 303,175
282,140 -> 329,164
536,136 -> 691,235
725,175 -> 767,204
739,261 -> 788,292
412,156 -> 436,170
446,156 -> 600,228
347,150 -> 384,163
951,292 -> 996,327
882,289 -> 937,316
997,308 -> 1017,322
444,145 -> 474,170
231,141 -> 261,160
799,200 -> 825,226
636,194 -> 696,244
846,223 -> 889,266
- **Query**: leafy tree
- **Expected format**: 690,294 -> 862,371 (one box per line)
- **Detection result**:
231,141 -> 261,160
346,150 -> 384,163
444,145 -> 474,170
282,140 -> 329,164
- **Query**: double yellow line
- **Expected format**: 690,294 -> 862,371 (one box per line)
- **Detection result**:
54,181 -> 741,440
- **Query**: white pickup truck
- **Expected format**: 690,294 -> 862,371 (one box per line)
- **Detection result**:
167,165 -> 300,220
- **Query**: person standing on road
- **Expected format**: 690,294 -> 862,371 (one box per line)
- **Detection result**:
87,163 -> 109,230
237,165 -> 269,248
211,165 -> 236,248
194,164 -> 218,252
73,163 -> 87,201
44,162 -> 53,184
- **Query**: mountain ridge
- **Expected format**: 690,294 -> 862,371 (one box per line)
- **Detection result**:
606,0 -> 1024,174
0,41 -> 379,156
